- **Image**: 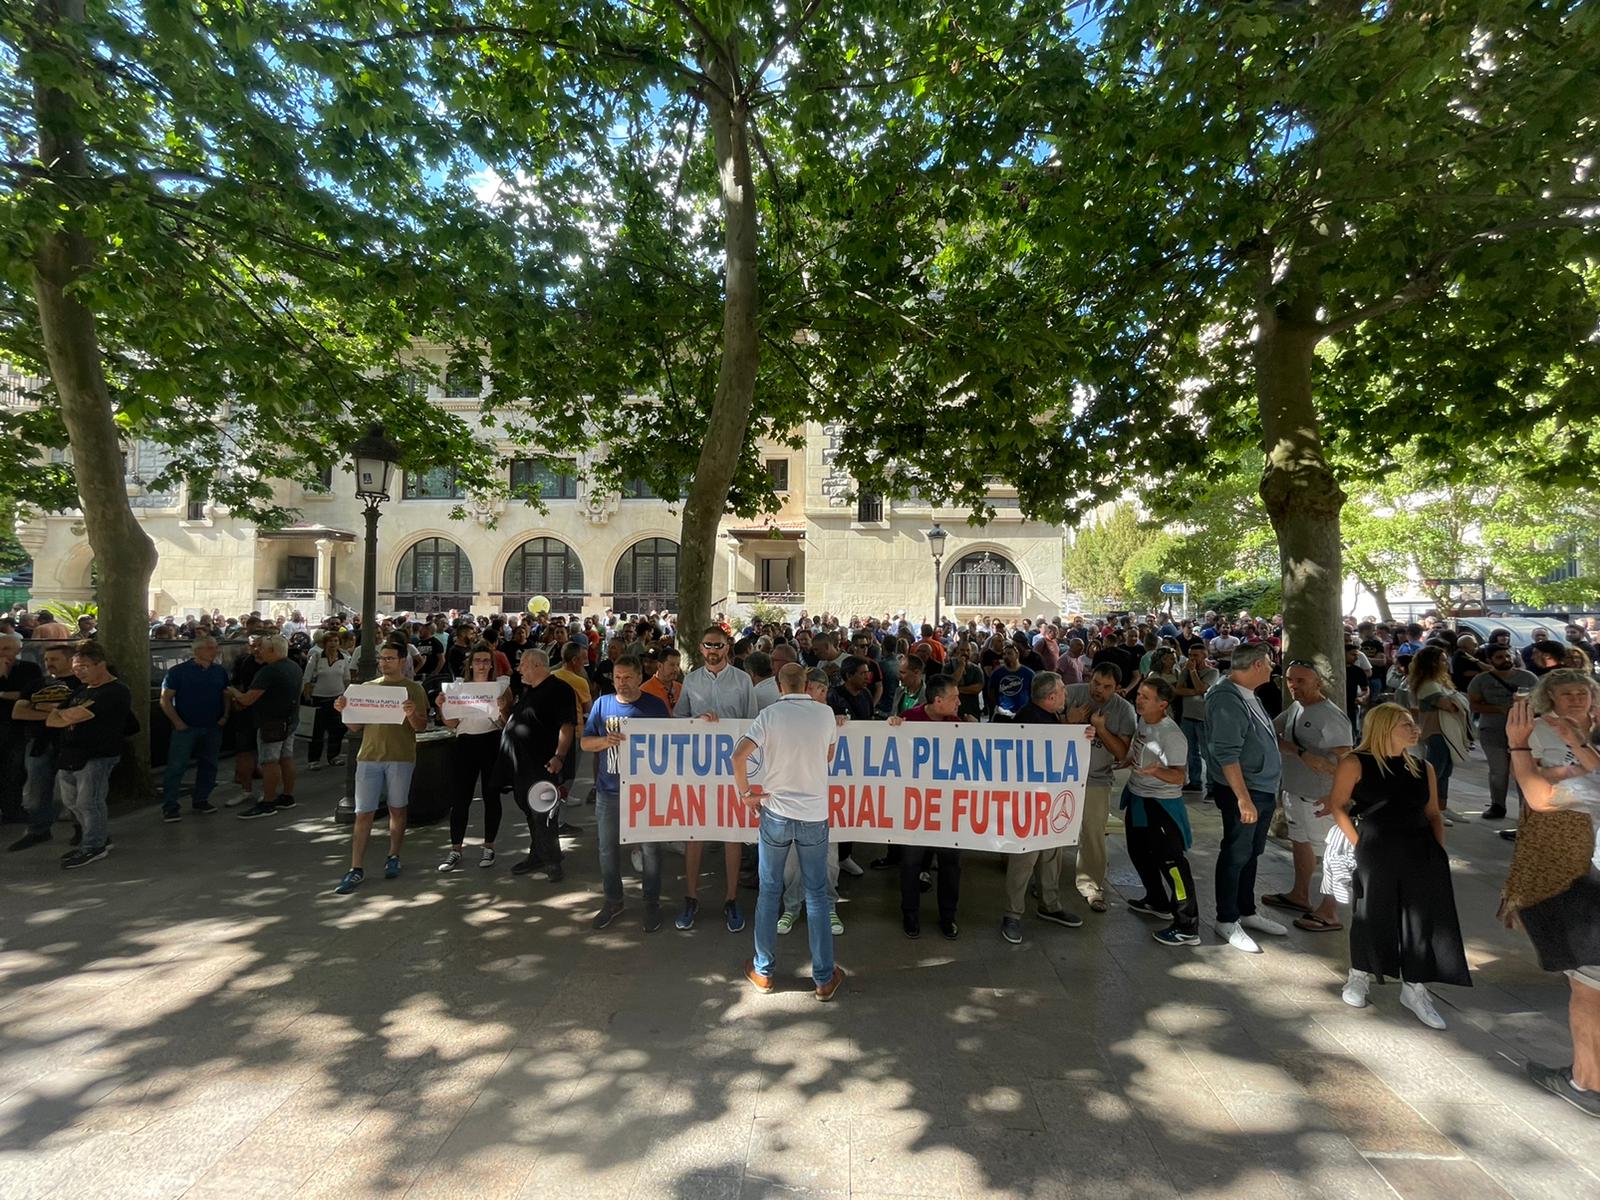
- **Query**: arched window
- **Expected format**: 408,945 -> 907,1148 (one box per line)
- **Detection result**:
501,538 -> 585,614
392,538 -> 474,612
944,551 -> 1022,609
612,538 -> 679,614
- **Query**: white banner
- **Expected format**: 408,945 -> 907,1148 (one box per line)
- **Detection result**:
619,718 -> 1091,852
439,679 -> 507,721
341,683 -> 410,725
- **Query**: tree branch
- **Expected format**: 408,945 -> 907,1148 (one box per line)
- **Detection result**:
746,0 -> 823,98
1319,214 -> 1596,337
284,21 -> 726,99
668,0 -> 739,97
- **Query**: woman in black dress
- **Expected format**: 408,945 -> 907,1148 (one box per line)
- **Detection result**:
1326,703 -> 1471,1029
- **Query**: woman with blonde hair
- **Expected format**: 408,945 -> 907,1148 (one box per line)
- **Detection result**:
1528,668 -> 1600,783
1407,645 -> 1469,820
1325,702 -> 1471,1028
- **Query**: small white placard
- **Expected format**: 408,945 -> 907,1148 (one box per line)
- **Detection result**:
342,683 -> 410,725
440,680 -> 508,721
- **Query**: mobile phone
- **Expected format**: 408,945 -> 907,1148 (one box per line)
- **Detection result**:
1515,688 -> 1531,699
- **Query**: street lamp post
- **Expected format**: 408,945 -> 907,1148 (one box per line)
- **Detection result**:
335,425 -> 401,824
927,523 -> 947,632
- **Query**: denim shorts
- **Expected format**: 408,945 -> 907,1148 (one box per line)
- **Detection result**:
354,760 -> 415,814
257,716 -> 300,761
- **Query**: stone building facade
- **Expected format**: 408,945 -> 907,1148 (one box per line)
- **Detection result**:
9,369 -> 1065,624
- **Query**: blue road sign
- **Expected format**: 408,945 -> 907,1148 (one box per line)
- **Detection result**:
1160,582 -> 1185,595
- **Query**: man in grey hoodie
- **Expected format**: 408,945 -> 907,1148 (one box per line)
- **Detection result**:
1202,642 -> 1284,954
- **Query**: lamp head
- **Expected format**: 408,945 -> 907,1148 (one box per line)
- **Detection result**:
353,424 -> 402,503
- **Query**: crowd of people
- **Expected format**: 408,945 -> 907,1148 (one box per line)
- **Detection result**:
3,602 -> 1600,1115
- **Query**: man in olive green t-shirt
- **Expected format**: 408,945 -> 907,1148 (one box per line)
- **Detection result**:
332,644 -> 430,894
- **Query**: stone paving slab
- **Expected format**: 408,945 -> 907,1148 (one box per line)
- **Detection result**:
0,755 -> 1594,1198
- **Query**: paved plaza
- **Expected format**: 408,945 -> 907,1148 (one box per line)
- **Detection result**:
1,756 -> 1596,1200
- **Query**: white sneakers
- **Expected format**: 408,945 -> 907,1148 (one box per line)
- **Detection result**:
1401,982 -> 1447,1029
1215,921 -> 1262,954
1343,969 -> 1372,1008
1215,913 -> 1288,954
1240,913 -> 1288,937
1340,972 -> 1446,1028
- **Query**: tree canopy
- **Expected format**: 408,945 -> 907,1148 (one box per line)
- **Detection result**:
5,0 -> 1597,697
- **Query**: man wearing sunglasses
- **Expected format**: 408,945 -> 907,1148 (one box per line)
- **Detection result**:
674,627 -> 759,932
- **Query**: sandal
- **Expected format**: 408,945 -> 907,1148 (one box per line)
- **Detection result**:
1293,913 -> 1343,933
1261,893 -> 1312,913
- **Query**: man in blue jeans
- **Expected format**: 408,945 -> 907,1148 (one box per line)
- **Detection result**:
581,657 -> 668,932
159,635 -> 230,821
731,662 -> 845,1001
8,645 -> 76,853
1201,642 -> 1284,954
1174,643 -> 1219,792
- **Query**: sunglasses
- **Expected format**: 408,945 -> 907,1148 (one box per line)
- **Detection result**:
701,642 -> 728,651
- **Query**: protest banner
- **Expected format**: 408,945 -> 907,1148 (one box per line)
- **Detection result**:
439,680 -> 507,721
619,718 -> 1090,853
341,683 -> 410,725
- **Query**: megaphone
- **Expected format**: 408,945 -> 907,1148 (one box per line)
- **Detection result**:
527,780 -> 562,815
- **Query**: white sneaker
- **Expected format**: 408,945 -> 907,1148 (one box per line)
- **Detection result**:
1342,969 -> 1372,1008
222,787 -> 250,809
1240,913 -> 1288,937
1215,921 -> 1262,954
1401,982 -> 1447,1029
328,756 -> 344,768
307,761 -> 324,773
839,856 -> 864,877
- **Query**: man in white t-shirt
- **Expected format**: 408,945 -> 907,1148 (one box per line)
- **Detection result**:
732,663 -> 845,1001
1208,626 -> 1242,660
1265,663 -> 1353,933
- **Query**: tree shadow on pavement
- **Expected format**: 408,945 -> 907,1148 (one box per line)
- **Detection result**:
0,777 -> 1594,1199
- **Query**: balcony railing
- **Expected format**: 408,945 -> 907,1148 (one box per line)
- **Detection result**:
491,591 -> 588,616
378,591 -> 475,614
603,591 -> 678,615
1,373 -> 45,411
855,494 -> 884,523
255,589 -> 336,620
735,591 -> 803,605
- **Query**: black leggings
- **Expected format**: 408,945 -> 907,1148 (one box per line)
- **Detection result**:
449,731 -> 503,846
307,698 -> 346,763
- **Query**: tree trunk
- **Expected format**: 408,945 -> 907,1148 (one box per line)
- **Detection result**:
1366,578 -> 1394,625
1256,279 -> 1347,697
28,0 -> 158,797
676,47 -> 760,663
